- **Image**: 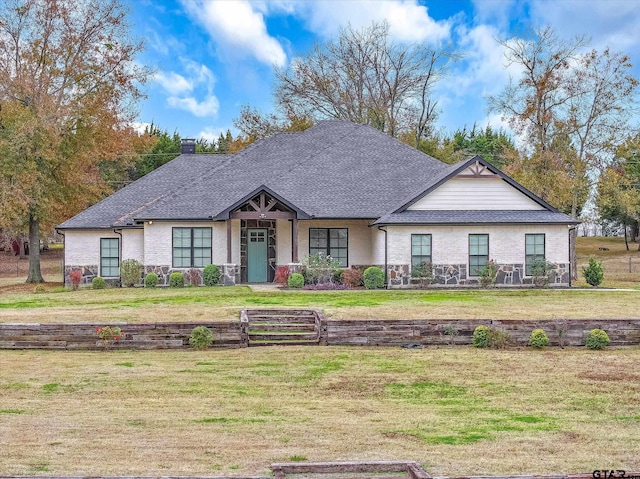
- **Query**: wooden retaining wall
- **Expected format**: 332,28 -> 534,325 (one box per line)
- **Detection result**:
327,318 -> 640,347
0,317 -> 639,350
0,321 -> 242,350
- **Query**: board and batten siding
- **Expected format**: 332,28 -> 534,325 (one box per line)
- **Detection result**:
297,219 -> 374,266
276,219 -> 292,265
143,221 -> 228,266
408,177 -> 545,211
65,230 -> 119,267
387,225 -> 570,266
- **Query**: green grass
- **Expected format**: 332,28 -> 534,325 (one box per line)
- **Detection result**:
1,286 -> 640,323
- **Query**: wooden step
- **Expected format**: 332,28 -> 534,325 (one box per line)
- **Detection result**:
248,315 -> 316,323
249,323 -> 316,332
249,339 -> 319,347
249,332 -> 319,341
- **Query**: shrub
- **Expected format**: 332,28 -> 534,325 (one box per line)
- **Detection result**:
442,324 -> 459,346
169,272 -> 185,288
479,260 -> 498,288
288,273 -> 305,288
583,257 -> 604,287
363,266 -> 385,289
144,273 -> 158,288
302,253 -> 342,284
529,328 -> 550,349
274,266 -> 291,286
92,276 -> 106,290
332,268 -> 344,284
341,268 -> 363,288
96,326 -> 122,350
412,261 -> 435,288
473,326 -> 490,348
530,259 -> 554,288
488,328 -> 511,349
473,325 -> 511,349
203,264 -> 221,286
69,269 -> 83,291
189,326 -> 214,350
120,259 -> 142,287
586,328 -> 610,350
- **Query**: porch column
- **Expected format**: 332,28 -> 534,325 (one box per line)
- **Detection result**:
292,217 -> 299,262
226,219 -> 232,264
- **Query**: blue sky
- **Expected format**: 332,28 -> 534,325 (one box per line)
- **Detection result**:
129,0 -> 640,144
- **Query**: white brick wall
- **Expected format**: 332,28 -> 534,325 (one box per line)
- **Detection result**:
297,219 -> 375,266
143,221 -> 227,266
387,225 -> 570,265
122,229 -> 144,262
65,230 -> 118,266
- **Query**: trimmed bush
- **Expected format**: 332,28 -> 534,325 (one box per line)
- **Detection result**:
341,268 -> 363,288
583,257 -> 604,287
189,326 -> 214,350
529,328 -> 549,349
473,325 -> 510,349
586,328 -> 610,350
288,273 -> 304,288
91,276 -> 106,290
144,273 -> 158,288
203,264 -> 221,286
473,325 -> 490,348
120,259 -> 142,287
169,272 -> 185,288
363,266 -> 385,289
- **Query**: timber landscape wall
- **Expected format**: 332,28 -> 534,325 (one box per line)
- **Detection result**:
0,317 -> 639,349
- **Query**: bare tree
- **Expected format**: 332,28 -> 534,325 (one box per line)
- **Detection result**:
488,26 -> 639,279
274,22 -> 458,141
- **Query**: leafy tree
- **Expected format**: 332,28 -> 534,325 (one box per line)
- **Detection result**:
488,26 -> 638,278
0,0 -> 150,283
274,21 -> 458,142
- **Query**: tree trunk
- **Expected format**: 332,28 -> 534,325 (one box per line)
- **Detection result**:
624,223 -> 629,251
18,234 -> 26,259
25,213 -> 44,283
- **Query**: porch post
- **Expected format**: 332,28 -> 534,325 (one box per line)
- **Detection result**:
292,217 -> 299,262
226,219 -> 232,264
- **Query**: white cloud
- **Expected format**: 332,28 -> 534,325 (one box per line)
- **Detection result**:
198,126 -> 225,144
155,71 -> 193,96
180,0 -> 287,67
130,121 -> 152,135
288,0 -> 451,44
167,95 -> 220,117
527,0 -> 640,51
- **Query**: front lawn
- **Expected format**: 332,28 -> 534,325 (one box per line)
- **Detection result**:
0,286 -> 639,323
0,347 -> 638,476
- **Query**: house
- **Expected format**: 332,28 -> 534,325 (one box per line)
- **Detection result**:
57,120 -> 579,287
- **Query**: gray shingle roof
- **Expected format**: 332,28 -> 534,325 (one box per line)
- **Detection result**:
59,120 -> 449,228
373,210 -> 580,225
57,120 -> 578,229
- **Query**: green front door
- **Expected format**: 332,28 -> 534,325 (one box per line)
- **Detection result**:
247,228 -> 268,282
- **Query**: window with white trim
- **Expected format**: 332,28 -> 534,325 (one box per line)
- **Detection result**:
411,234 -> 432,267
525,234 -> 545,275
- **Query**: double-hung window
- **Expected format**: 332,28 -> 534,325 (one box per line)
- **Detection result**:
525,234 -> 545,275
411,234 -> 432,267
172,227 -> 212,268
100,238 -> 119,277
469,234 -> 489,276
309,228 -> 348,267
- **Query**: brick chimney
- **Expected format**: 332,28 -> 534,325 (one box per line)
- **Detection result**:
181,138 -> 196,154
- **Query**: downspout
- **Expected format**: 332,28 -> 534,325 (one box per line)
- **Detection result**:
113,228 -> 123,287
55,229 -> 65,286
568,225 -> 578,287
377,226 -> 388,289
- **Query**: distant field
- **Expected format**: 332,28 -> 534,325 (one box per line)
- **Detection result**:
575,236 -> 640,288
